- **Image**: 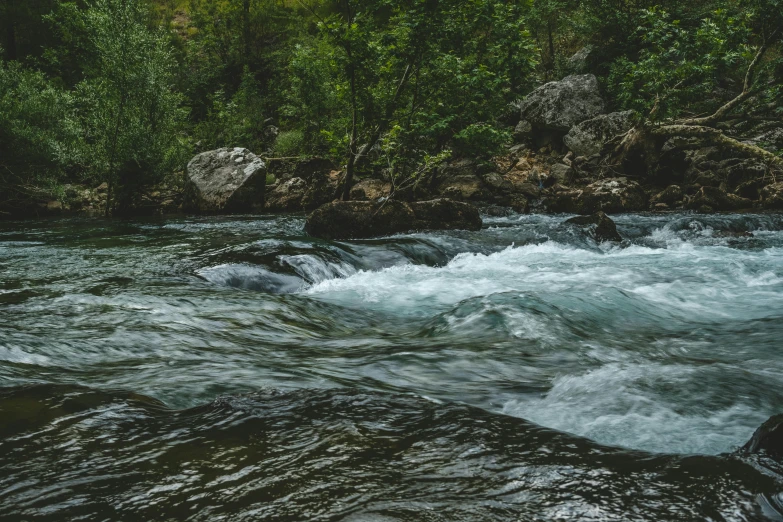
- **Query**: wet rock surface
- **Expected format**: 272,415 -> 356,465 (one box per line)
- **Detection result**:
741,414 -> 783,458
761,182 -> 783,210
685,186 -> 752,212
265,158 -> 340,212
564,211 -> 622,242
305,198 -> 481,239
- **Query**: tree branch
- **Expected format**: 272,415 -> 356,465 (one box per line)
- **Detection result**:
677,28 -> 779,127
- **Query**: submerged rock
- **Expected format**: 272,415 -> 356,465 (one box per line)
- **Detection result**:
518,74 -> 605,132
184,148 -> 266,213
564,211 -> 622,243
305,199 -> 481,240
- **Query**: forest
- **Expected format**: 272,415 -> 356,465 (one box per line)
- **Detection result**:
1,0 -> 782,216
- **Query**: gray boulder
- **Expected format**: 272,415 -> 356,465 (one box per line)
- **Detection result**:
549,163 -> 574,184
349,179 -> 391,201
305,199 -> 482,240
518,75 -> 606,132
513,120 -> 533,141
566,46 -> 594,74
434,159 -> 492,202
563,111 -> 635,157
184,148 -> 266,213
650,185 -> 684,207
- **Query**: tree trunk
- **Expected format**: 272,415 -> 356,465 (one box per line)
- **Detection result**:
341,0 -> 358,201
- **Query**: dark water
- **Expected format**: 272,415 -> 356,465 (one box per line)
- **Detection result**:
2,212 -> 783,520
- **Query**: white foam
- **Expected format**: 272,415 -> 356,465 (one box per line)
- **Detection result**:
279,254 -> 356,284
503,362 -> 766,454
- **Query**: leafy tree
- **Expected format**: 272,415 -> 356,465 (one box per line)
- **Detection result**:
604,3 -> 783,175
0,0 -> 59,62
193,66 -> 270,153
0,57 -> 81,211
609,7 -> 752,121
73,0 -> 189,214
292,0 -> 537,199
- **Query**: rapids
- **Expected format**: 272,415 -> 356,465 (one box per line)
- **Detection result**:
1,211 -> 783,520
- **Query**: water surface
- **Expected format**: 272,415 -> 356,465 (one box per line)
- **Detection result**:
2,212 -> 783,520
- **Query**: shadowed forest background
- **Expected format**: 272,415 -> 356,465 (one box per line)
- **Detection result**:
1,0 -> 781,214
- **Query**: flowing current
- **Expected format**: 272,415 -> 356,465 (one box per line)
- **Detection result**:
2,212 -> 783,520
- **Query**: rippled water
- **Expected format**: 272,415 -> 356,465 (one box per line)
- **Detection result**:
2,212 -> 783,520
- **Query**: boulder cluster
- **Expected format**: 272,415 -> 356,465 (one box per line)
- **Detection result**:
423,72 -> 782,215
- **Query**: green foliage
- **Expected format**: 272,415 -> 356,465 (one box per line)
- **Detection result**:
279,0 -> 537,183
0,58 -> 81,197
453,123 -> 511,159
608,7 -> 752,121
193,67 -> 269,152
273,130 -> 306,157
281,40 -> 347,155
72,0 -> 189,211
3,0 -> 781,211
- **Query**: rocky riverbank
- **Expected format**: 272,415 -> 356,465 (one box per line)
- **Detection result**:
5,72 -> 781,223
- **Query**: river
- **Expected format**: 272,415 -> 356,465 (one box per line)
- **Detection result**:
1,212 -> 783,520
